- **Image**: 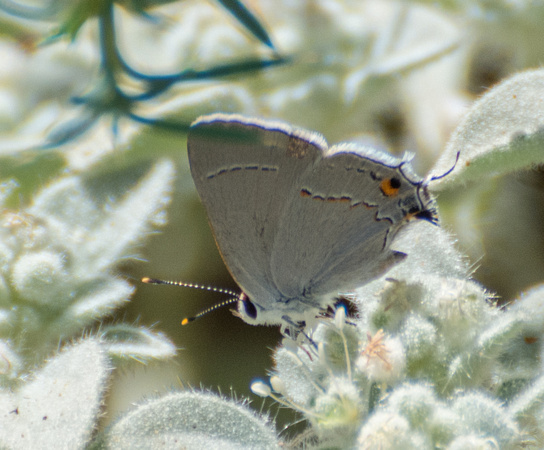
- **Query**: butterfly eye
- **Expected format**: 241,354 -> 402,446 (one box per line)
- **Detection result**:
239,296 -> 258,320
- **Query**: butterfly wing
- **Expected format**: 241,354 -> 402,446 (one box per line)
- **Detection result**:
187,114 -> 327,313
270,143 -> 425,300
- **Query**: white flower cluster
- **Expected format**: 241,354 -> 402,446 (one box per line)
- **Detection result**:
251,222 -> 544,447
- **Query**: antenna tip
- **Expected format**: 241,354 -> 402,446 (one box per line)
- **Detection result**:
142,277 -> 159,284
181,317 -> 195,326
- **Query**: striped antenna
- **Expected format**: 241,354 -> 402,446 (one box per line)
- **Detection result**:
141,277 -> 241,325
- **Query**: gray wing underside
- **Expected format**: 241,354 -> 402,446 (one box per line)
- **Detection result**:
188,114 -> 407,307
188,114 -> 326,305
271,149 -> 407,299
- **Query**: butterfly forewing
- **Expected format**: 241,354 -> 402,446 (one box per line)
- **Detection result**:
188,114 -> 326,310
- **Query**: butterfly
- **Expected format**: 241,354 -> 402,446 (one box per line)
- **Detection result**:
171,113 -> 445,327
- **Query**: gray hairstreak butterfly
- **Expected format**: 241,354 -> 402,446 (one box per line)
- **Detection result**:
144,113 -> 455,328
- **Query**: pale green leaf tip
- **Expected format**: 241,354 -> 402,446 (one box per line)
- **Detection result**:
430,68 -> 544,190
94,391 -> 278,449
0,338 -> 110,449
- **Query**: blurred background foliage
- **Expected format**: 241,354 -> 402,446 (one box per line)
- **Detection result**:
1,0 -> 544,434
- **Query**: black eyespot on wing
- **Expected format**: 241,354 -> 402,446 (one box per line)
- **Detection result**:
390,177 -> 401,189
242,298 -> 258,319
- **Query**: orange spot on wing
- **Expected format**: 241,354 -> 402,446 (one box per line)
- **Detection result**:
380,178 -> 400,197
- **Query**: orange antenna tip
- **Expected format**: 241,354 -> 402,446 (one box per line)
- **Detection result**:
142,277 -> 169,285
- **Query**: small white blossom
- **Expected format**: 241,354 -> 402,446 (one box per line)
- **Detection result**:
250,381 -> 271,398
356,330 -> 406,382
